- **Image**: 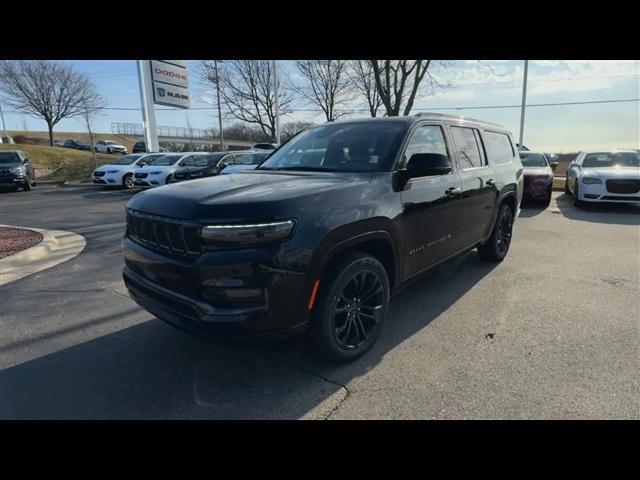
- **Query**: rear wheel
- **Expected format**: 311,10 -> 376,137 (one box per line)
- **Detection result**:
477,203 -> 514,262
308,253 -> 390,363
122,173 -> 134,189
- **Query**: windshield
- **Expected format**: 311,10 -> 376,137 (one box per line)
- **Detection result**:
137,154 -> 164,166
105,141 -> 117,146
182,154 -> 225,167
0,152 -> 21,164
148,155 -> 183,166
257,121 -> 409,173
519,153 -> 548,167
111,154 -> 142,165
583,151 -> 640,168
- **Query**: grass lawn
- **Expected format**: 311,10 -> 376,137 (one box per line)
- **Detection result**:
0,143 -> 120,182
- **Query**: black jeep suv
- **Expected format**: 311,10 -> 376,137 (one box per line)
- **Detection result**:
123,114 -> 523,362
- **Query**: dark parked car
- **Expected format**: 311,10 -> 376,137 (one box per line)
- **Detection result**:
133,141 -> 168,153
171,151 -> 271,183
63,139 -> 80,149
74,141 -> 92,151
519,151 -> 556,206
123,114 -> 523,362
0,150 -> 36,191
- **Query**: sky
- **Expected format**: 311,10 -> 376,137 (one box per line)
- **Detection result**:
1,60 -> 638,153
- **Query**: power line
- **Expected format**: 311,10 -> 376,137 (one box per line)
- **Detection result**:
4,98 -> 639,115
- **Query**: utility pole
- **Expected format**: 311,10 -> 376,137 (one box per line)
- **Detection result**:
136,60 -> 159,152
519,60 -> 529,148
272,60 -> 281,145
214,60 -> 225,151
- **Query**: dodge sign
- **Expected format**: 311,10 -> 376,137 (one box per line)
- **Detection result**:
150,60 -> 190,109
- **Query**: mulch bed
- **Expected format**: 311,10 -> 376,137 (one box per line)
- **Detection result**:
0,227 -> 44,260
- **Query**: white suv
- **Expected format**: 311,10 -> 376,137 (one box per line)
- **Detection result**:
92,153 -> 166,188
95,140 -> 128,154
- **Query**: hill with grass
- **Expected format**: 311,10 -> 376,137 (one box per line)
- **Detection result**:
0,143 -> 120,182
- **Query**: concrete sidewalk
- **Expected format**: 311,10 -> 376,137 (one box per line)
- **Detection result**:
0,225 -> 86,286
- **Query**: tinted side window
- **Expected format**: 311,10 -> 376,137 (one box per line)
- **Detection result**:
450,126 -> 484,169
404,125 -> 449,161
482,131 -> 515,165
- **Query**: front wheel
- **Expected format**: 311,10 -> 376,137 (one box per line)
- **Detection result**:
22,177 -> 32,191
477,204 -> 514,262
542,189 -> 552,207
308,253 -> 390,363
574,182 -> 585,208
122,173 -> 134,189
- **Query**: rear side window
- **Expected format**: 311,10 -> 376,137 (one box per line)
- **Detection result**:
482,131 -> 515,165
450,126 -> 484,169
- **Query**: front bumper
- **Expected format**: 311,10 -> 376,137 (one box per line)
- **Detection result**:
122,237 -> 312,337
133,177 -> 161,188
578,181 -> 640,203
0,175 -> 26,186
92,172 -> 123,185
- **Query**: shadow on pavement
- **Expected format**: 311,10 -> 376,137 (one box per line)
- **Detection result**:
555,193 -> 640,225
0,250 -> 497,419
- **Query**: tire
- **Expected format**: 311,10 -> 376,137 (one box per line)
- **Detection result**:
477,203 -> 514,262
542,189 -> 552,207
308,252 -> 390,363
107,148 -> 112,154
573,182 -> 585,208
564,177 -> 570,194
122,173 -> 134,189
22,177 -> 31,191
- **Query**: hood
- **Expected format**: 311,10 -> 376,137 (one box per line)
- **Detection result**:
95,164 -> 130,172
127,170 -> 374,223
222,165 -> 258,174
107,143 -> 126,149
581,167 -> 640,178
522,166 -> 552,176
136,164 -> 177,173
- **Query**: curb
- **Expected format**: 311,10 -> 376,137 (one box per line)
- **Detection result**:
0,225 -> 86,286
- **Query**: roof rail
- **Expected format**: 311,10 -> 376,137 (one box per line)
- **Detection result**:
414,112 -> 505,128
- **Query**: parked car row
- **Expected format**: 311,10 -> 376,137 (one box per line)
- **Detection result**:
91,150 -> 272,189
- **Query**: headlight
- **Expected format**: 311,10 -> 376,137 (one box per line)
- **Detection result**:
149,171 -> 162,175
201,220 -> 296,247
106,170 -> 119,174
11,166 -> 26,175
582,177 -> 602,184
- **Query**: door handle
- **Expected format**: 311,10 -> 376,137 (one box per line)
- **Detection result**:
445,187 -> 461,197
485,179 -> 496,187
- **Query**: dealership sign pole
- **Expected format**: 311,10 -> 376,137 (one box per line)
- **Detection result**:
519,60 -> 529,147
137,60 -> 160,152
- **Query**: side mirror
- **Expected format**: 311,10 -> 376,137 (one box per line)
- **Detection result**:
406,153 -> 452,179
550,161 -> 558,170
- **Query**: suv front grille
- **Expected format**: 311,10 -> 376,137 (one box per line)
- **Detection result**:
606,179 -> 640,194
126,209 -> 202,256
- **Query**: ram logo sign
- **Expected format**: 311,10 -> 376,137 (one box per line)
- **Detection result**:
150,60 -> 190,109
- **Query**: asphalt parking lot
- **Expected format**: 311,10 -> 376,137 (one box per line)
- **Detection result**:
0,184 -> 638,419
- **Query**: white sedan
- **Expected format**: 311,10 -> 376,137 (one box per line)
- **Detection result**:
91,153 -> 166,188
565,149 -> 640,206
133,153 -> 209,188
95,140 -> 128,154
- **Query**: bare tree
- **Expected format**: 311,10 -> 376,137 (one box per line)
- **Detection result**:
0,60 -> 105,146
281,121 -> 315,142
201,60 -> 292,142
78,89 -> 106,168
290,60 -> 353,122
370,60 -> 448,116
348,60 -> 382,117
